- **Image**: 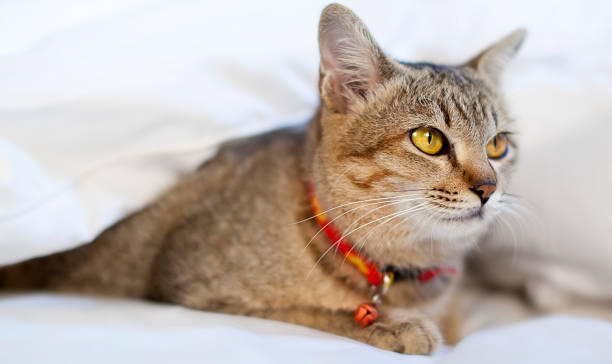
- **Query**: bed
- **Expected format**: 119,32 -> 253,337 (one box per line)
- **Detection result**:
1,0 -> 611,362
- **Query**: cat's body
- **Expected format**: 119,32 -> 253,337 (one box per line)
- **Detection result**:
0,4 -> 525,354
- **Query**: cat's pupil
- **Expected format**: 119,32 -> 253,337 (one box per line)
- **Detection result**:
427,133 -> 432,144
493,137 -> 498,148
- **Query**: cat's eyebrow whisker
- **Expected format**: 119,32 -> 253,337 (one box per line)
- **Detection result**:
300,195 -> 425,254
292,192 -> 425,225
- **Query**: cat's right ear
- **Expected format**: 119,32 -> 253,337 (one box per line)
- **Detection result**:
466,29 -> 527,85
318,4 -> 392,114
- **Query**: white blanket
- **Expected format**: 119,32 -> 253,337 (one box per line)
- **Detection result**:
2,294 -> 611,364
1,0 -> 611,362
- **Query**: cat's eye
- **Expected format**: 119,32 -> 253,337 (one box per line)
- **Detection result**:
410,127 -> 444,155
486,134 -> 509,159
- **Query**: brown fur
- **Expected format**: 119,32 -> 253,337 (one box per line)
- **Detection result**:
0,4 -> 525,354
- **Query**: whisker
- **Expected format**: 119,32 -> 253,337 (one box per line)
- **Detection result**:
349,203 -> 434,260
497,193 -> 546,252
304,201 -> 429,281
327,198 -> 428,259
300,194 -> 424,253
331,198 -> 428,251
340,202 -> 431,242
384,201 -> 437,238
359,203 -> 433,247
292,191 -> 426,225
495,214 -> 519,263
337,202 -> 431,256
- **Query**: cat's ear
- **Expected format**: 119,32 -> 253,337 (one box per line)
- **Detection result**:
318,4 -> 392,113
466,29 -> 526,85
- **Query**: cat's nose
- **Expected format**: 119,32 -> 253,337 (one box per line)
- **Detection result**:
470,183 -> 496,205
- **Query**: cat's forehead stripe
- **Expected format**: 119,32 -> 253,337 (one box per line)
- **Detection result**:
449,94 -> 470,125
399,66 -> 499,128
438,101 -> 452,127
413,91 -> 498,135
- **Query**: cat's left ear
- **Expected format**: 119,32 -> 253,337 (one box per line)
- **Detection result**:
466,29 -> 527,85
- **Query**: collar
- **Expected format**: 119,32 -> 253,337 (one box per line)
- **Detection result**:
308,182 -> 457,326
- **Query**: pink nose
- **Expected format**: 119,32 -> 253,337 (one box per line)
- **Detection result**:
470,183 -> 496,205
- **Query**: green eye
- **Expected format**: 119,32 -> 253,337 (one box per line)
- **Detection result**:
487,134 -> 508,159
411,127 -> 444,155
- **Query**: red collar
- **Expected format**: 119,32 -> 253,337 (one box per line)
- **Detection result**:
308,182 -> 457,326
309,183 -> 385,286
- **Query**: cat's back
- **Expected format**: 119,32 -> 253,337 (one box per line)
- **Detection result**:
145,125 -> 311,251
182,124 -> 307,207
210,124 -> 307,170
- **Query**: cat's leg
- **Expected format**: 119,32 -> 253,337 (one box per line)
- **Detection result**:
439,295 -> 463,345
248,306 -> 441,354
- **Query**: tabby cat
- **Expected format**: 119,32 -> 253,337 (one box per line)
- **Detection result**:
0,4 -> 525,354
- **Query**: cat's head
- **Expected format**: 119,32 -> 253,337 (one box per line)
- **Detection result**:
310,4 -> 525,261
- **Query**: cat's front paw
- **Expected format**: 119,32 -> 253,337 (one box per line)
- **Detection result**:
368,317 -> 441,355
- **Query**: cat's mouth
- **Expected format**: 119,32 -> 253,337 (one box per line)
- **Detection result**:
437,208 -> 483,222
422,200 -> 485,223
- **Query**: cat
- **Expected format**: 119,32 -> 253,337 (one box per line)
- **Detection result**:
0,4 -> 525,355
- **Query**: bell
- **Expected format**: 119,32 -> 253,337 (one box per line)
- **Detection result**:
355,303 -> 378,327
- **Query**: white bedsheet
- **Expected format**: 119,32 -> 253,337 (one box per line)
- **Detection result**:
1,0 -> 611,363
1,294 -> 611,364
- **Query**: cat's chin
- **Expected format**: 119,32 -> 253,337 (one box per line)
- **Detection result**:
437,210 -> 483,223
418,208 -> 496,240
